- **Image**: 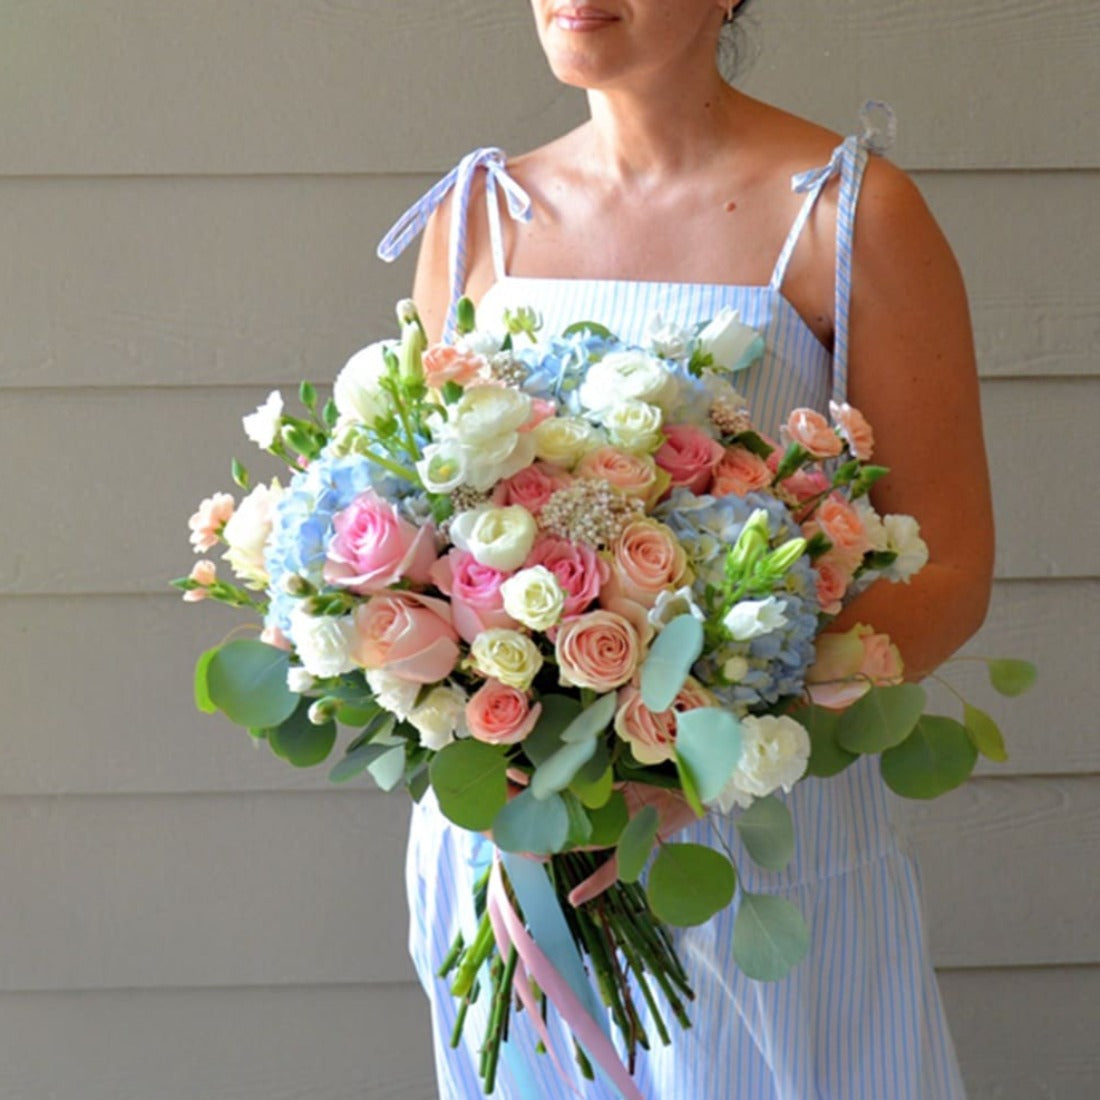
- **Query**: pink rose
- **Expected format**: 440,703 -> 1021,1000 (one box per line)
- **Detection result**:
422,344 -> 486,389
813,552 -> 856,616
524,535 -> 610,618
519,397 -> 557,433
324,490 -> 436,594
555,610 -> 641,692
807,493 -> 873,569
575,446 -> 669,507
601,519 -> 689,609
466,679 -> 543,745
496,462 -> 573,516
654,424 -> 724,494
783,408 -> 842,459
614,677 -> 715,765
806,623 -> 905,709
829,400 -> 874,461
351,592 -> 459,683
188,492 -> 235,553
713,446 -> 773,498
429,549 -> 516,644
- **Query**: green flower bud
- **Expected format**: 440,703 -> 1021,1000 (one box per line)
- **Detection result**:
727,508 -> 770,575
763,537 -> 808,577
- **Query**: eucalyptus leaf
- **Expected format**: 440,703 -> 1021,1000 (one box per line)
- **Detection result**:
206,640 -> 298,729
587,791 -> 629,847
429,741 -> 509,831
641,614 -> 705,712
674,707 -> 743,803
561,320 -> 615,340
329,738 -> 398,784
491,788 -> 570,855
266,699 -> 337,769
617,804 -> 660,884
987,659 -> 1037,697
733,893 -> 810,980
531,736 -> 599,801
880,715 -> 978,799
561,692 -> 617,744
835,683 -> 927,755
672,753 -> 705,817
562,790 -> 595,848
735,795 -> 795,872
572,765 -> 614,810
963,703 -> 1008,763
366,742 -> 407,793
790,703 -> 857,778
524,695 -> 583,766
647,843 -> 736,927
193,646 -> 219,715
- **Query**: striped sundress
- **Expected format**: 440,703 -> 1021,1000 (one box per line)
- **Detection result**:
378,115 -> 968,1099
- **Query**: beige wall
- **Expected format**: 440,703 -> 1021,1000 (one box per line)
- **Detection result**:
3,2 -> 1097,1096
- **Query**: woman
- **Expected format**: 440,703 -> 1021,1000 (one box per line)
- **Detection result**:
380,2 -> 992,1096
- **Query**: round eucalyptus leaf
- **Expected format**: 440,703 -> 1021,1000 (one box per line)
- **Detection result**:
880,715 -> 978,800
640,614 -> 705,712
267,700 -> 337,768
587,791 -> 629,847
963,703 -> 1008,763
206,639 -> 298,729
562,791 -> 594,848
531,736 -> 599,801
733,892 -> 810,980
571,764 -> 614,810
616,804 -> 660,884
523,695 -> 583,766
561,692 -> 617,744
790,703 -> 857,778
491,788 -> 569,855
366,742 -> 407,792
193,646 -> 220,714
835,683 -> 927,755
429,740 -> 509,831
329,739 -> 398,784
647,843 -> 736,927
987,659 -> 1037,697
735,795 -> 795,872
675,707 -> 743,803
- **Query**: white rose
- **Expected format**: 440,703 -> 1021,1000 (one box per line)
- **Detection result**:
365,668 -> 421,720
286,666 -> 315,693
242,390 -> 284,449
289,607 -> 357,679
532,416 -> 604,468
647,312 -> 692,360
450,505 -> 538,571
853,497 -> 889,552
697,308 -> 765,373
709,714 -> 810,813
601,400 -> 665,454
882,514 -> 930,583
722,597 -> 789,642
578,350 -> 680,414
221,479 -> 282,589
500,566 -> 566,631
408,684 -> 468,751
470,629 -> 543,691
333,341 -> 394,427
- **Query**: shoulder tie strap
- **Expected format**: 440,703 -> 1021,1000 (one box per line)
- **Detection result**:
376,147 -> 532,336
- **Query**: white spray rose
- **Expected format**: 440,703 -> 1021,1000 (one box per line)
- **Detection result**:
333,341 -> 394,428
882,514 -> 930,583
709,714 -> 810,813
501,566 -> 566,631
242,390 -> 284,449
601,399 -> 665,454
450,505 -> 538,572
697,308 -> 765,373
365,668 -> 421,720
532,416 -> 604,468
578,350 -> 680,414
408,684 -> 468,751
470,629 -> 543,691
221,479 -> 282,589
722,597 -> 789,642
289,606 -> 357,679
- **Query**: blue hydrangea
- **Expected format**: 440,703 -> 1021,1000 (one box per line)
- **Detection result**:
657,489 -> 820,712
515,330 -> 621,413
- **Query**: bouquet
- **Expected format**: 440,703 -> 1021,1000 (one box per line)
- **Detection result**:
175,297 -> 1034,1096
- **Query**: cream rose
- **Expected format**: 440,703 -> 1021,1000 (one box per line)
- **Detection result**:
532,416 -> 604,468
450,505 -> 538,572
601,400 -> 665,454
500,566 -> 566,631
470,628 -> 544,691
333,341 -> 394,428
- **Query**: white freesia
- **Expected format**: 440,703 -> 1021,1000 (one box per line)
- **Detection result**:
601,399 -> 665,454
647,312 -> 692,360
578,350 -> 680,414
365,668 -> 421,720
709,714 -> 810,812
408,684 -> 468,751
882,514 -> 930,582
853,497 -> 889,552
722,597 -> 789,642
242,390 -> 284,449
532,416 -> 604,468
333,341 -> 394,428
416,441 -> 468,493
501,566 -> 566,631
647,585 -> 707,631
221,479 -> 282,589
286,666 -> 315,694
450,505 -> 538,571
697,307 -> 765,373
289,606 -> 357,679
470,629 -> 543,691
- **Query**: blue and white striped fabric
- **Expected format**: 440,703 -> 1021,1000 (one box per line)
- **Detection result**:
383,108 -> 968,1099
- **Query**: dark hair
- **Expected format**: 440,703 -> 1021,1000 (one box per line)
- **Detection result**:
718,0 -> 759,81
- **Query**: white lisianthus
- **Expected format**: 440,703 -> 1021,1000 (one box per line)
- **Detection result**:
286,666 -> 315,694
709,714 -> 810,813
722,597 -> 789,642
333,341 -> 394,428
365,668 -> 421,720
450,505 -> 538,572
458,329 -> 504,357
697,308 -> 765,373
578,350 -> 680,414
242,390 -> 284,449
882,514 -> 930,582
289,607 -> 357,679
532,416 -> 604,468
435,385 -> 537,489
601,399 -> 665,454
853,497 -> 890,552
416,441 -> 467,493
408,684 -> 468,751
470,629 -> 544,691
501,566 -> 566,631
221,479 -> 282,589
647,312 -> 692,360
647,585 -> 707,631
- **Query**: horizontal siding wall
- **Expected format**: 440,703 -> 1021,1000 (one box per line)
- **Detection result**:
3,2 -> 1096,1098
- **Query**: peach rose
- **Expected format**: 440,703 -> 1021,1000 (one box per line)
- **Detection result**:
575,446 -> 669,507
713,446 -> 773,498
429,549 -> 516,644
602,519 -> 689,609
829,400 -> 874,461
783,408 -> 843,459
465,679 -> 542,745
806,623 -> 905,709
613,676 -> 715,765
496,462 -> 572,516
808,493 -> 874,568
555,610 -> 641,692
524,535 -> 610,618
654,423 -> 724,494
351,592 -> 459,683
422,344 -> 486,389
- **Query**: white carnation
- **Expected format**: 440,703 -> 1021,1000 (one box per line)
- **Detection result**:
242,390 -> 284,449
709,714 -> 810,813
365,668 -> 422,721
408,684 -> 468,751
290,607 -> 357,679
882,514 -> 930,583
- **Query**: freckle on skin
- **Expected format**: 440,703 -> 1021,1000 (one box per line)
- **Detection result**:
725,200 -> 737,212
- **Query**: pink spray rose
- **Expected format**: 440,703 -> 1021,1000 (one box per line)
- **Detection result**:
614,677 -> 715,765
806,623 -> 905,709
466,679 -> 543,745
188,492 -> 235,553
524,535 -> 610,618
351,592 -> 459,683
712,446 -> 773,498
555,609 -> 642,692
601,519 -> 689,609
829,400 -> 875,461
654,423 -> 724,494
428,549 -> 517,644
783,408 -> 843,459
496,462 -> 573,516
324,490 -> 436,594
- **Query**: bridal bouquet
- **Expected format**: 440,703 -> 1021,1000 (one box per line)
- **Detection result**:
176,298 -> 1033,1095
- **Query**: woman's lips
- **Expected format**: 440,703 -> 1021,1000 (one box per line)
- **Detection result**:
552,6 -> 620,31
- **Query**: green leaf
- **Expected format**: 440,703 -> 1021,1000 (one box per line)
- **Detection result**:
672,753 -> 705,817
616,804 -> 660,883
880,715 -> 978,799
524,695 -> 583,767
587,791 -> 629,847
987,659 -> 1037,697
193,646 -> 220,714
562,790 -> 594,848
335,701 -> 381,728
561,692 -> 617,744
735,795 -> 795,872
790,703 -> 857,778
646,843 -> 736,927
429,740 -> 509,831
266,700 -> 337,768
674,707 -> 743,804
329,738 -> 399,784
491,788 -> 570,855
963,703 -> 1008,763
835,683 -> 927,755
571,765 -> 614,810
641,615 -> 705,712
367,742 -> 407,792
561,320 -> 615,340
206,640 -> 298,729
733,893 -> 810,980
530,736 -> 599,801
231,457 -> 249,490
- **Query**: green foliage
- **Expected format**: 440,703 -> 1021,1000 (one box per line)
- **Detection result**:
193,646 -> 220,714
231,457 -> 249,490
790,703 -> 857,778
524,695 -> 583,766
640,614 -> 705,712
561,320 -> 614,340
674,707 -> 743,804
329,737 -> 400,784
616,804 -> 660,884
429,741 -> 509,831
266,699 -> 337,768
571,764 -> 614,810
562,790 -> 594,847
834,683 -> 927,755
561,692 -> 617,744
647,844 -> 736,927
530,736 -> 599,801
491,788 -> 569,855
733,893 -> 810,980
880,715 -> 978,799
735,796 -> 795,872
204,640 -> 298,729
586,791 -> 629,847
962,702 -> 1008,763
987,659 -> 1037,697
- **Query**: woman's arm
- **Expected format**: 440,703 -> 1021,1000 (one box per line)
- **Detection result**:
827,159 -> 995,681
